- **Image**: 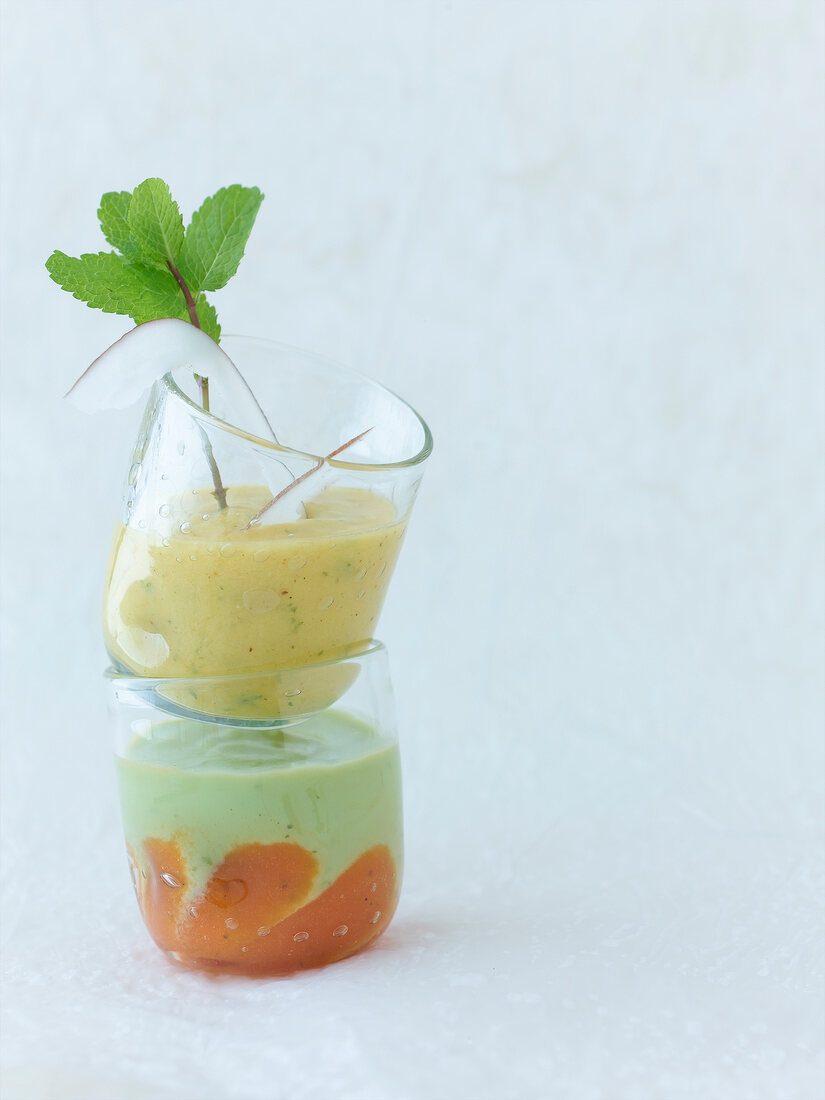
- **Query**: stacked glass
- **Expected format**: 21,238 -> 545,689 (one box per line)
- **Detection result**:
105,338 -> 432,974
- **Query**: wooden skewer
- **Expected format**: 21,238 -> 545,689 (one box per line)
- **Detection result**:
243,427 -> 374,529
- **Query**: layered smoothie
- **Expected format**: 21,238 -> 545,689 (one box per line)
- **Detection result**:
116,709 -> 402,974
49,178 -> 430,978
104,484 -> 406,680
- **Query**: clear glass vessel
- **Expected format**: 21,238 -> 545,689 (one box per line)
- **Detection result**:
109,642 -> 403,976
103,337 -> 432,680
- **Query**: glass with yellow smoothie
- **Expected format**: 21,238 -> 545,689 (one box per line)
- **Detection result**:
103,337 -> 431,686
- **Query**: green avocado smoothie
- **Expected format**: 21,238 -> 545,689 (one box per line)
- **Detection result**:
115,708 -> 403,973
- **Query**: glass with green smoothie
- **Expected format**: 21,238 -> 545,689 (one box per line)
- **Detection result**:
109,643 -> 403,975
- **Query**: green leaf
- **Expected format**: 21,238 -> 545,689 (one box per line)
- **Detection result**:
98,190 -> 139,258
195,295 -> 221,342
179,185 -> 263,293
46,178 -> 266,346
127,178 -> 185,269
45,250 -> 184,323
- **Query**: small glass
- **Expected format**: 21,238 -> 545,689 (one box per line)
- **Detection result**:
108,642 -> 403,976
103,336 -> 432,679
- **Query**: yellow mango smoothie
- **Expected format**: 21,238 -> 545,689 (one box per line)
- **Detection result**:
104,484 -> 406,680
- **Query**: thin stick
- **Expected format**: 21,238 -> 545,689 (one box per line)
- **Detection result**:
244,428 -> 373,530
167,260 -> 230,510
195,423 -> 228,511
167,261 -> 200,328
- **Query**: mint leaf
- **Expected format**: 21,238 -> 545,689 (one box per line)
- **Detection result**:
195,296 -> 220,342
179,185 -> 263,292
47,179 -> 265,347
98,191 -> 139,258
46,251 -> 183,323
128,178 -> 185,269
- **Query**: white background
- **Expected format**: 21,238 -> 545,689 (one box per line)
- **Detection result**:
1,2 -> 823,1098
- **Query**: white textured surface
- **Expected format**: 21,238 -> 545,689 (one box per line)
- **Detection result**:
1,2 -> 823,1098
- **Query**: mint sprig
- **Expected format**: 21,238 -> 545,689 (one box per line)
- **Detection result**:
45,178 -> 264,346
48,178 -> 264,510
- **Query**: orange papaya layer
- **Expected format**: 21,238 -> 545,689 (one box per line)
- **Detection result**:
131,838 -> 398,974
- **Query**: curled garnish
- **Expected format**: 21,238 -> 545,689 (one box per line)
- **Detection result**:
64,318 -> 277,437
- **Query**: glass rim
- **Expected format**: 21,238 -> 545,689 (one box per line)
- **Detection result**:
161,334 -> 434,472
105,639 -> 387,691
